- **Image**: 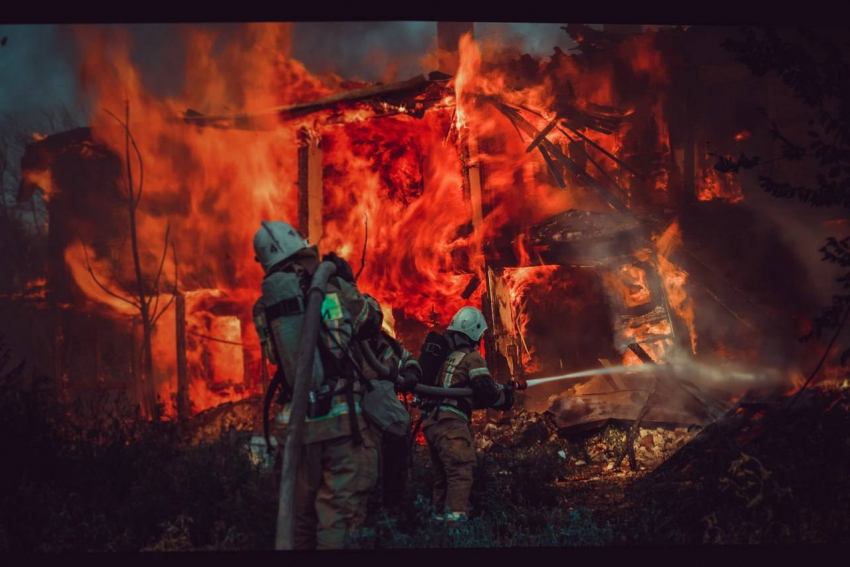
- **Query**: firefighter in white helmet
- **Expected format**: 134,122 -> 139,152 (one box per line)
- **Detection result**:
252,220 -> 384,549
420,305 -> 514,523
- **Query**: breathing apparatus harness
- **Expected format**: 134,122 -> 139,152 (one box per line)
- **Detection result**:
261,265 -> 369,452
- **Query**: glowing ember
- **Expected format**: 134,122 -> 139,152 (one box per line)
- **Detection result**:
602,265 -> 651,308
698,165 -> 744,202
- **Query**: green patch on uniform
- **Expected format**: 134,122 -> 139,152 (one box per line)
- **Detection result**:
321,292 -> 344,321
276,396 -> 361,424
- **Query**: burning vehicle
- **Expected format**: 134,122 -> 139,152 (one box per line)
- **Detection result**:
0,21 -> 848,549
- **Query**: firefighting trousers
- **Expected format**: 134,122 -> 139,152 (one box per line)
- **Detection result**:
423,417 -> 477,515
377,431 -> 411,511
275,430 -> 379,550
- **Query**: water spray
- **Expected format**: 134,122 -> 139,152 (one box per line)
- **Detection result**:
513,363 -> 658,390
509,359 -> 770,393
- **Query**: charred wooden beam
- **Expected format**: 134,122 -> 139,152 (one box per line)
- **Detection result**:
559,121 -> 643,178
492,102 -> 630,213
175,292 -> 190,423
526,116 -> 559,153
582,145 -> 632,204
461,273 -> 481,299
460,128 -> 485,233
537,146 -> 566,188
297,128 -> 323,247
180,75 -> 434,128
628,342 -> 656,364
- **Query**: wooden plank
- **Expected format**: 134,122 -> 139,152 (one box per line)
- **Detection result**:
537,146 -> 566,188
181,75 -> 431,127
297,129 -> 324,248
176,292 -> 190,422
526,117 -> 559,153
495,103 -> 630,213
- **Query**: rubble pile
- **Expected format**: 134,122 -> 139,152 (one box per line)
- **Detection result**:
185,396 -> 263,445
473,410 -> 564,453
632,426 -> 699,468
473,408 -> 701,473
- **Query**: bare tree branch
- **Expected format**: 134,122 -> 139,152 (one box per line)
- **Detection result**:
151,293 -> 176,328
98,236 -> 139,301
82,243 -> 141,310
104,108 -> 144,209
113,265 -> 139,302
151,243 -> 179,329
150,224 -> 171,318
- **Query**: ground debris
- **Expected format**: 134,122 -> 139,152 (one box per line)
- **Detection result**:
184,395 -> 263,445
473,408 -> 700,478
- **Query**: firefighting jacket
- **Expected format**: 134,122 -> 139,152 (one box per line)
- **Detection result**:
257,267 -> 383,445
423,345 -> 500,423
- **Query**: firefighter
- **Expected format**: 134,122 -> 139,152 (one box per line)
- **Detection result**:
420,306 -> 514,523
253,220 -> 384,550
359,295 -> 422,513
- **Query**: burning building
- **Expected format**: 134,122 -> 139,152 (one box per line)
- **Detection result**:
8,23 -> 832,429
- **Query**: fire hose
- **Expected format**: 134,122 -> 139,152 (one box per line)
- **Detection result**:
358,339 -> 528,396
275,260 -> 336,551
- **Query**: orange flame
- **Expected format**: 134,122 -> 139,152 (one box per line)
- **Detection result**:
502,265 -> 560,372
656,222 -> 697,354
52,25 -> 685,417
698,166 -> 744,202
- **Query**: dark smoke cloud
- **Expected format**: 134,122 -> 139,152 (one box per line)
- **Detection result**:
292,22 -> 435,82
0,24 -> 85,125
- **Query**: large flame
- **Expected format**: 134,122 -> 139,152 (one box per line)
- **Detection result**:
51,24 -> 731,417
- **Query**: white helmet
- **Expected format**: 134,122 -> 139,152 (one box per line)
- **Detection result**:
447,306 -> 488,342
253,220 -> 309,274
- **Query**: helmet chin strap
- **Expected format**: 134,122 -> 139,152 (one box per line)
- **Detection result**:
446,330 -> 475,350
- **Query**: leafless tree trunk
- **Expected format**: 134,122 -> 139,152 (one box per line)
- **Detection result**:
83,100 -> 176,420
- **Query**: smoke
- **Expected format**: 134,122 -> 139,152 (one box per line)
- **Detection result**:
475,23 -> 577,58
738,170 -> 847,306
0,25 -> 83,124
527,356 -> 786,392
291,22 -> 435,83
